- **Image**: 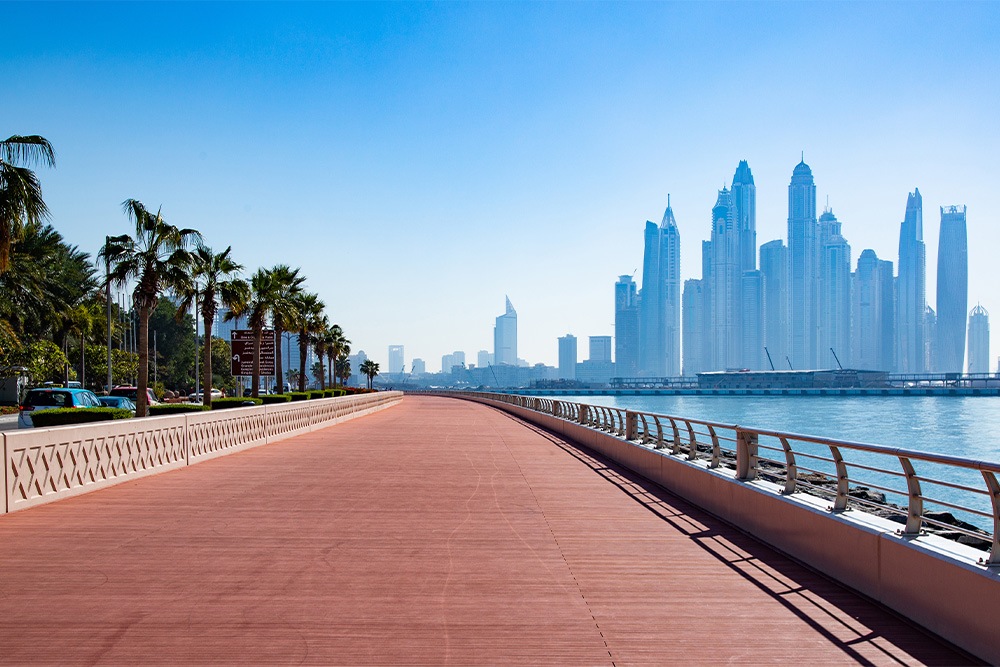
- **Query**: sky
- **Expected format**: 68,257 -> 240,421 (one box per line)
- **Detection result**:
4,1 -> 999,372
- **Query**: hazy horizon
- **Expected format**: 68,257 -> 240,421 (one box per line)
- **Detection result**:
4,2 -> 997,371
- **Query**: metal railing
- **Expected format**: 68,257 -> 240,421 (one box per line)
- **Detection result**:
440,391 -> 1000,565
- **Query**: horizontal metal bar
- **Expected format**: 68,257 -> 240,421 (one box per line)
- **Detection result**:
913,476 -> 990,496
920,496 -> 993,519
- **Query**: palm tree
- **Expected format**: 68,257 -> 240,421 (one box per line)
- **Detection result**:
267,265 -> 305,394
100,200 -> 200,416
64,303 -> 94,389
335,354 -> 351,388
173,245 -> 248,406
328,326 -> 351,387
360,359 -> 380,390
312,317 -> 330,391
291,292 -> 324,392
227,268 -> 278,399
0,135 -> 55,273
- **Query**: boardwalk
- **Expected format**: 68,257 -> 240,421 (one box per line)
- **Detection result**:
0,396 -> 971,665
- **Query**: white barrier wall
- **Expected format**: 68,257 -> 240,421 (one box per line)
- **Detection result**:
3,392 -> 402,515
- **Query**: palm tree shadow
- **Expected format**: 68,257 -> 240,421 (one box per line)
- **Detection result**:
498,409 -> 979,666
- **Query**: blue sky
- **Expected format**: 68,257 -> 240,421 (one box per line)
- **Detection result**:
4,2 -> 998,370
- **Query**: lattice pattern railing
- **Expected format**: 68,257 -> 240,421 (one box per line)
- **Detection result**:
3,392 -> 403,514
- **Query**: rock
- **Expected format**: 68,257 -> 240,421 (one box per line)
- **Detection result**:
849,486 -> 886,504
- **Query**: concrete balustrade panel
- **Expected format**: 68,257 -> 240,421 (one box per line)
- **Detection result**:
2,393 -> 404,515
446,392 -> 1000,665
4,413 -> 188,513
187,405 -> 269,464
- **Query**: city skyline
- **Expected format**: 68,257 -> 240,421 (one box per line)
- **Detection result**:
4,2 -> 998,369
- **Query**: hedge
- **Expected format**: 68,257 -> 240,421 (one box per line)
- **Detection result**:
210,397 -> 263,410
149,404 -> 212,415
307,391 -> 325,400
260,394 -> 292,404
30,407 -> 133,428
288,392 -> 311,402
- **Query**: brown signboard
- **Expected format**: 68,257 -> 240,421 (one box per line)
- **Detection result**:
230,329 -> 275,376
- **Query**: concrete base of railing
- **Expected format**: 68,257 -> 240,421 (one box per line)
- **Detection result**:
449,393 -> 1000,665
3,392 -> 403,516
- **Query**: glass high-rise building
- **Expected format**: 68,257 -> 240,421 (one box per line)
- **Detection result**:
760,240 -> 789,371
896,189 -> 926,373
731,160 -> 757,368
818,207 -> 851,369
388,345 -> 404,374
741,270 -> 764,370
589,336 -> 612,363
710,187 -> 738,370
494,297 -> 517,366
614,275 -> 640,377
967,305 -> 990,374
557,334 -> 577,380
852,249 -> 885,370
788,158 -> 818,370
682,279 -> 707,376
936,205 -> 968,373
638,199 -> 681,376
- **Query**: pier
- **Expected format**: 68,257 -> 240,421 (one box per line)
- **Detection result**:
0,396 -> 976,664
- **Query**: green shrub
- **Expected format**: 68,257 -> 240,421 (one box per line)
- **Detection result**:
308,391 -> 325,400
30,407 -> 132,428
261,394 -> 292,404
322,389 -> 336,398
332,389 -> 346,397
210,397 -> 263,410
149,404 -> 211,415
288,392 -> 310,402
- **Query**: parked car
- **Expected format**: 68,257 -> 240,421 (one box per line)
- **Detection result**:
109,386 -> 159,407
19,387 -> 103,428
98,395 -> 136,414
188,388 -> 224,402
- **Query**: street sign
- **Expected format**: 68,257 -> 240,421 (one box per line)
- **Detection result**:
230,329 -> 275,376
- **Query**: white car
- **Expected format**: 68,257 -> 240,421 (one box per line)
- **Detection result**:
188,388 -> 224,402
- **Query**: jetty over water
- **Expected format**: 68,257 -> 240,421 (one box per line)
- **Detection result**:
0,396 -> 976,664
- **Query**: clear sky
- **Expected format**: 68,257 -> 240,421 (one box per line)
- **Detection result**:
4,1 -> 998,371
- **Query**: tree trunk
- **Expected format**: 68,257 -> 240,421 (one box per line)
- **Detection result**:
81,336 -> 86,390
318,355 -> 325,391
328,355 -> 333,388
252,325 -> 261,398
137,304 -> 150,417
275,325 -> 284,394
203,311 -> 214,407
298,332 -> 307,392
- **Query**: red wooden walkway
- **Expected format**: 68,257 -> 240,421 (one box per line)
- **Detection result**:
0,396 -> 972,665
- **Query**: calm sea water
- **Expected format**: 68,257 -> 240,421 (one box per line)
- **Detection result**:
530,393 -> 1000,531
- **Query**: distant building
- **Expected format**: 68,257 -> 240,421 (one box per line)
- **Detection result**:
897,189 -> 926,373
589,336 -> 612,363
494,297 -> 517,366
877,259 -> 896,371
818,206 -> 851,369
348,350 -> 368,387
852,250 -> 885,370
936,205 -> 968,373
388,345 -> 404,374
558,334 -> 577,380
576,360 -> 615,384
741,270 -> 764,370
441,354 -> 454,374
614,275 -> 640,377
788,158 -> 818,370
638,198 -> 681,376
411,358 -> 426,375
967,305 -> 989,374
731,160 -> 758,369
682,278 -> 707,375
760,240 -> 789,370
477,350 -> 492,368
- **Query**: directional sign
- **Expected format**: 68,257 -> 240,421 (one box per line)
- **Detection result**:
230,329 -> 275,376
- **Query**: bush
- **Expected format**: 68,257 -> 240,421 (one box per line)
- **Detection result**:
210,397 -> 263,410
332,389 -> 346,397
307,391 -> 325,400
322,389 -> 336,398
149,404 -> 211,415
261,394 -> 291,404
288,392 -> 310,402
30,407 -> 132,428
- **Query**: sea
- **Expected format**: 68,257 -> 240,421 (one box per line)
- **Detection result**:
528,393 -> 1000,533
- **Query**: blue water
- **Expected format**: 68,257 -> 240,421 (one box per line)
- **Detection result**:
533,393 -> 1000,534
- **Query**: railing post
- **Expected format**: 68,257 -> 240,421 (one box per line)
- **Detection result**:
578,404 -> 586,424
625,411 -> 638,441
983,471 -> 1000,566
779,436 -> 796,494
829,446 -> 849,511
736,428 -> 758,480
707,425 -> 720,468
899,456 -> 923,534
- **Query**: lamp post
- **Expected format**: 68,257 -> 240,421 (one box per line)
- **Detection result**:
105,236 -> 112,392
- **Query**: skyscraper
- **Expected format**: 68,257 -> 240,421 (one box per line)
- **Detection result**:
967,305 -> 990,374
494,297 -> 517,365
877,259 -> 896,371
788,158 -> 818,370
936,205 -> 968,373
614,275 -> 640,377
558,334 -> 577,380
741,270 -> 764,370
589,336 -> 612,362
710,187 -> 739,370
760,240 -> 789,370
388,345 -> 404,374
897,189 -> 926,373
731,160 -> 757,368
852,249 -> 885,370
638,199 -> 681,376
818,207 -> 851,368
682,279 -> 706,376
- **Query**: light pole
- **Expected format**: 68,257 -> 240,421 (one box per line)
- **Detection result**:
105,236 -> 112,392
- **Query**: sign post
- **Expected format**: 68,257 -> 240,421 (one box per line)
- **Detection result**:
230,330 -> 276,382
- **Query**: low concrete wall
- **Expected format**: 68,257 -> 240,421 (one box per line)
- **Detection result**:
455,393 -> 1000,665
3,392 -> 403,515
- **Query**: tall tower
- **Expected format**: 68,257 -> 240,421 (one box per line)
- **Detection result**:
818,206 -> 851,368
897,189 -> 926,373
388,345 -> 404,374
967,305 -> 990,374
710,187 -> 738,370
557,334 -> 577,380
638,197 -> 681,376
682,279 -> 706,375
877,259 -> 896,371
852,249 -> 882,370
760,240 -> 789,370
788,158 -> 818,369
731,161 -> 757,368
660,202 -> 682,376
936,205 -> 968,373
493,297 -> 517,366
614,275 -> 640,377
